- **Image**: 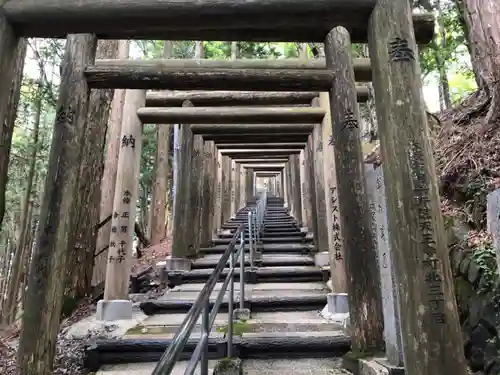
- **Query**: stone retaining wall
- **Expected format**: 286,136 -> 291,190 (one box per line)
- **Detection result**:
450,246 -> 499,374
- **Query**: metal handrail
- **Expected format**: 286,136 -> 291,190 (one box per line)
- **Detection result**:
247,191 -> 267,266
151,224 -> 246,375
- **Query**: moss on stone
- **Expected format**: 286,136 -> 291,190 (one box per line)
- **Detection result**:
216,320 -> 250,337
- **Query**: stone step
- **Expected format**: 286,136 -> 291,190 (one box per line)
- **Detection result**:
96,361 -> 218,375
139,282 -> 328,315
242,358 -> 349,375
217,231 -> 304,239
88,335 -> 350,372
192,253 -> 314,269
199,243 -> 310,255
172,265 -> 325,285
211,237 -> 306,245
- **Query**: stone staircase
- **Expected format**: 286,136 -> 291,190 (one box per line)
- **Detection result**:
85,196 -> 350,374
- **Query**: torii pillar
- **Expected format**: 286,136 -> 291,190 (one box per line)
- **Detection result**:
97,89 -> 145,321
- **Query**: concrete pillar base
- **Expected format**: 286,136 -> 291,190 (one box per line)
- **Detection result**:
314,251 -> 330,267
165,256 -> 192,272
96,299 -> 133,321
327,292 -> 349,314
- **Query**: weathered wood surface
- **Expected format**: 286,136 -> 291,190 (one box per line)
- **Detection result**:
85,67 -> 333,91
233,159 -> 288,163
189,135 -> 204,252
18,34 -> 97,375
94,40 -> 130,287
171,100 -> 195,258
96,57 -> 372,82
104,89 -> 145,301
0,8 -> 23,229
319,92 -> 346,293
2,1 -> 434,44
190,124 -> 315,135
201,140 -> 215,244
137,107 -> 324,124
204,134 -> 309,143
216,142 -> 306,149
325,26 -> 384,352
220,149 -> 301,155
310,97 -> 329,253
291,155 -> 303,225
146,88 -> 370,106
368,0 -> 467,374
242,165 -> 284,171
213,150 -> 223,231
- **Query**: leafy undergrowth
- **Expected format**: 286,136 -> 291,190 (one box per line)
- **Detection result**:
366,89 -> 500,249
0,299 -> 93,375
437,90 -> 500,247
0,235 -> 172,374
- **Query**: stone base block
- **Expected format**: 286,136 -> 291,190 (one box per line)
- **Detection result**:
327,292 -> 349,314
374,358 -> 405,375
244,267 -> 258,284
165,256 -> 192,272
345,357 -> 403,375
314,251 -> 330,267
213,358 -> 242,375
96,300 -> 133,321
234,308 -> 251,321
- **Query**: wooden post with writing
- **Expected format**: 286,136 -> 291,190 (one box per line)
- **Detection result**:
306,134 -> 318,240
320,92 -> 347,292
190,134 -> 204,252
368,1 -> 467,373
299,151 -> 309,229
310,98 -> 329,253
230,160 -> 237,217
291,154 -> 303,225
171,100 -> 195,258
325,26 -> 384,352
103,90 -> 145,301
213,150 -> 223,232
201,140 -> 215,245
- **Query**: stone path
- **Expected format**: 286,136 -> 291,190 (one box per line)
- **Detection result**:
89,197 -> 348,374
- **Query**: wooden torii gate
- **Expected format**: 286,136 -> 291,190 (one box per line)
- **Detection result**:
0,1 -> 466,374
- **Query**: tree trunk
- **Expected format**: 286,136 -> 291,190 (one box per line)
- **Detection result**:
150,41 -> 173,245
459,0 -> 500,124
17,34 -> 97,375
94,40 -> 129,286
435,0 -> 452,110
65,40 -> 119,310
0,39 -> 27,230
1,80 -> 41,325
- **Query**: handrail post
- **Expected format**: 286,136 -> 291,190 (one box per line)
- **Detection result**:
228,245 -> 235,358
201,300 -> 209,375
247,211 -> 254,268
239,231 -> 245,310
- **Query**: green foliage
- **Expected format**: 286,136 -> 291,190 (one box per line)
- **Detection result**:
471,244 -> 498,293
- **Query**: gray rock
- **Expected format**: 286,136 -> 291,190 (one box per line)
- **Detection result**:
452,248 -> 465,273
468,262 -> 481,285
460,255 -> 471,276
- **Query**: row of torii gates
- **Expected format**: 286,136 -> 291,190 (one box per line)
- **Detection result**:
0,1 -> 467,374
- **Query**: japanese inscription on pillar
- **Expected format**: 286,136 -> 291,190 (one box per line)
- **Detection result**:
388,37 -> 415,62
108,132 -> 138,265
330,187 -> 343,261
342,110 -> 359,131
409,140 -> 445,324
